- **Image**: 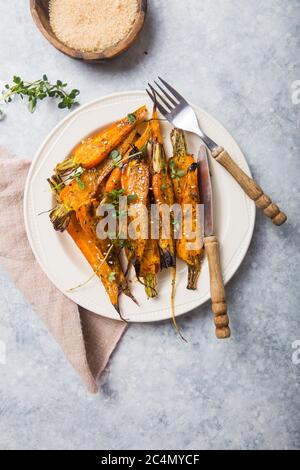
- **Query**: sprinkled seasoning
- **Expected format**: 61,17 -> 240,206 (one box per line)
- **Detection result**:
49,0 -> 139,53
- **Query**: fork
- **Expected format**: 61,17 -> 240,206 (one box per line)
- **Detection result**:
146,77 -> 287,226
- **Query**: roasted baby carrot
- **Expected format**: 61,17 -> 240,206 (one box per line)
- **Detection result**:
134,121 -> 152,150
139,237 -> 160,298
55,106 -> 147,175
48,175 -> 124,315
150,104 -> 176,269
105,166 -> 122,192
171,129 -> 204,289
76,199 -> 137,308
169,128 -> 195,202
49,129 -> 138,231
138,197 -> 160,298
151,142 -> 176,269
121,157 -> 149,276
67,215 -> 121,314
150,107 -> 163,144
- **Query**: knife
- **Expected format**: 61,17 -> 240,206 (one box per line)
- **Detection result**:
198,145 -> 231,339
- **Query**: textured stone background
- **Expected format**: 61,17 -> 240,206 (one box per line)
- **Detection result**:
0,0 -> 299,450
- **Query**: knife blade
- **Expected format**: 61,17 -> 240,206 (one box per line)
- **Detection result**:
198,145 -> 213,237
197,143 -> 231,338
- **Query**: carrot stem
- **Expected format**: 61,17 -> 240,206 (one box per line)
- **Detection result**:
171,266 -> 187,342
67,243 -> 114,292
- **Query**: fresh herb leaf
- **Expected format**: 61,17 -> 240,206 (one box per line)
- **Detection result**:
169,161 -> 185,179
110,150 -> 120,159
127,193 -> 137,201
0,75 -> 80,119
72,166 -> 85,189
28,96 -> 37,113
109,149 -> 122,167
108,272 -> 116,282
75,176 -> 85,189
127,113 -> 136,123
108,188 -> 125,200
113,238 -> 132,250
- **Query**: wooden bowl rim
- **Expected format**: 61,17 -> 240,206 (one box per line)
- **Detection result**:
30,0 -> 147,61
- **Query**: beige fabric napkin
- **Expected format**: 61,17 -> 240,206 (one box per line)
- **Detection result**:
0,148 -> 127,393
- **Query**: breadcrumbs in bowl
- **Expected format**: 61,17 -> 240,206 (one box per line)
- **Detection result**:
49,0 -> 140,53
30,0 -> 147,61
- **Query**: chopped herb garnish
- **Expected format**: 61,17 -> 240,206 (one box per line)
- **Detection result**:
169,160 -> 185,179
110,149 -> 120,159
127,113 -> 136,123
73,166 -> 85,189
114,238 -> 132,249
76,178 -> 85,189
108,188 -> 125,204
127,193 -> 137,201
109,149 -> 122,167
108,272 -> 116,282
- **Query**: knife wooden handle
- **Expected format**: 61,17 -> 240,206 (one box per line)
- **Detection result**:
204,235 -> 231,339
211,147 -> 287,226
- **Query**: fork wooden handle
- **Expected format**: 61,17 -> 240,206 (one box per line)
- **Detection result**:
204,235 -> 231,339
211,147 -> 287,226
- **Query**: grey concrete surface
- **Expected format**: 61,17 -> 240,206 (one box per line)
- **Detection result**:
0,0 -> 299,450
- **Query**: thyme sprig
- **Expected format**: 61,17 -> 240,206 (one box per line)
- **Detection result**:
0,75 -> 80,115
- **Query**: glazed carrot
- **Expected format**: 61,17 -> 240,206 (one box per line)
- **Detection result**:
121,157 -> 149,276
138,200 -> 160,298
93,128 -> 138,190
151,107 -> 163,144
49,129 -> 138,231
134,121 -> 151,150
67,215 -> 120,313
105,166 -> 122,192
48,169 -> 134,317
139,237 -> 160,298
169,128 -> 195,202
150,104 -> 176,269
171,129 -> 204,289
76,200 -> 136,308
55,106 -> 147,175
76,199 -> 98,238
48,175 -> 120,312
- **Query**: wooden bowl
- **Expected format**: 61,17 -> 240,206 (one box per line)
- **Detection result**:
30,0 -> 147,61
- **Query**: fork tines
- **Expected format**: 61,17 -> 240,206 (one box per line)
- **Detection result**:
146,77 -> 185,116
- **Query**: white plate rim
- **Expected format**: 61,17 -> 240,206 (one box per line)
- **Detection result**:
24,90 -> 256,322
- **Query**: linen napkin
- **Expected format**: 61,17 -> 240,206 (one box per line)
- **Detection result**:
0,148 -> 127,393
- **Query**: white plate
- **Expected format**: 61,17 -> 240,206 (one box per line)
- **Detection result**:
24,91 -> 255,322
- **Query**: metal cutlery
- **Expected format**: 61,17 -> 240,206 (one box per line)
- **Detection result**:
147,77 -> 287,226
198,145 -> 230,338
